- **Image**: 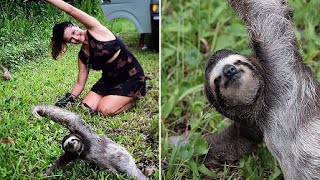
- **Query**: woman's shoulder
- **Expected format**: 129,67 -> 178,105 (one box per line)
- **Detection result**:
87,27 -> 116,42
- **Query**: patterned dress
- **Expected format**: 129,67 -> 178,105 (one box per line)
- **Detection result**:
78,31 -> 146,98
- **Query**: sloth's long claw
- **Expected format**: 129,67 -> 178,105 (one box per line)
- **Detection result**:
32,106 -> 41,118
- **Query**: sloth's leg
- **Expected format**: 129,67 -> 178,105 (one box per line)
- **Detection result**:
32,105 -> 93,137
46,153 -> 76,175
203,122 -> 262,168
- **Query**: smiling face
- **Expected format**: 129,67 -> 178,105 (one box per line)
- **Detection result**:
63,25 -> 87,44
205,49 -> 262,107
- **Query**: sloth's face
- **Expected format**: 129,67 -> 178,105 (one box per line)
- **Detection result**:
63,135 -> 83,153
205,50 -> 261,107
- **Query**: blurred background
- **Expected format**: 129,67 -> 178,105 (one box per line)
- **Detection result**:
161,0 -> 320,179
0,1 -> 159,179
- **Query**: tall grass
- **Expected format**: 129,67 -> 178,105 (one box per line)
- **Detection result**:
0,0 -> 103,69
0,1 -> 159,179
161,0 -> 320,179
0,42 -> 159,179
1,1 -> 59,68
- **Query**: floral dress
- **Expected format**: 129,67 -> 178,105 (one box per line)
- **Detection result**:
78,31 -> 146,98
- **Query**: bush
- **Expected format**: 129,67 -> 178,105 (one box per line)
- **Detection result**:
0,0 -> 104,69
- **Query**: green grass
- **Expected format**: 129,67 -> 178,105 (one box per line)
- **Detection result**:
0,0 -> 106,69
0,16 -> 159,180
0,1 -> 67,69
161,0 -> 320,179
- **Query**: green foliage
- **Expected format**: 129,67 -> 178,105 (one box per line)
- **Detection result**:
162,131 -> 210,179
161,0 -> 320,179
0,0 -> 104,69
0,4 -> 159,179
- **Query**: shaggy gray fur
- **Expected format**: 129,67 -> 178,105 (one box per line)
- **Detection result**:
204,122 -> 262,167
32,105 -> 147,180
205,0 -> 320,179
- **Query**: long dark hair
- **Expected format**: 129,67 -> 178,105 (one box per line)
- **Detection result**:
51,21 -> 73,60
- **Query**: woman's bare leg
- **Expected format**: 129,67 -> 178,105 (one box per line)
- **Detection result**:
80,91 -> 103,110
97,95 -> 136,116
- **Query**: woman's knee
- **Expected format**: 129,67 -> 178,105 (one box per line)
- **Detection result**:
96,96 -> 136,116
81,91 -> 103,110
97,101 -> 135,116
97,103 -> 118,116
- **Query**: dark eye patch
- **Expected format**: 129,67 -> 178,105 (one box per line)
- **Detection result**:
234,60 -> 255,72
234,60 -> 242,65
214,76 -> 221,86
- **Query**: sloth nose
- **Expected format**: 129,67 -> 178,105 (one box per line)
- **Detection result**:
223,64 -> 237,77
66,144 -> 72,149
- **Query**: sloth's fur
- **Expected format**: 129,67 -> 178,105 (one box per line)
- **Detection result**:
32,105 -> 147,180
62,134 -> 83,155
204,0 -> 320,179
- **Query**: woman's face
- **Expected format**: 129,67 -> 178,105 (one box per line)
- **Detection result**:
63,25 -> 87,44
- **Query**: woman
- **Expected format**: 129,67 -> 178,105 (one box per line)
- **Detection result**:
26,0 -> 146,116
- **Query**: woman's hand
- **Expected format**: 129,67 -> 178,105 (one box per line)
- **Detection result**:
55,93 -> 75,108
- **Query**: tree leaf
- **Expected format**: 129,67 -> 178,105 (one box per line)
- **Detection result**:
192,101 -> 204,113
198,164 -> 219,178
190,117 -> 201,130
185,47 -> 200,66
178,84 -> 204,101
179,143 -> 194,160
215,35 -> 235,50
194,138 -> 208,155
189,159 -> 200,180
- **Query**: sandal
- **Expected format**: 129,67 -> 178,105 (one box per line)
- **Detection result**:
141,45 -> 148,50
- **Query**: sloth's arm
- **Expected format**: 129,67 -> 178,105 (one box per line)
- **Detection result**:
32,105 -> 93,137
46,153 -> 76,175
229,0 -> 298,66
204,122 -> 262,167
228,0 -> 301,90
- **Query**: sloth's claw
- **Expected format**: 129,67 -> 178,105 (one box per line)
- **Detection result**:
32,106 -> 41,118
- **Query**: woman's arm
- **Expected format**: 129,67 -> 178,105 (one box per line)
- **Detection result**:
45,0 -> 100,30
24,0 -> 100,29
24,0 -> 115,40
70,58 -> 89,99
